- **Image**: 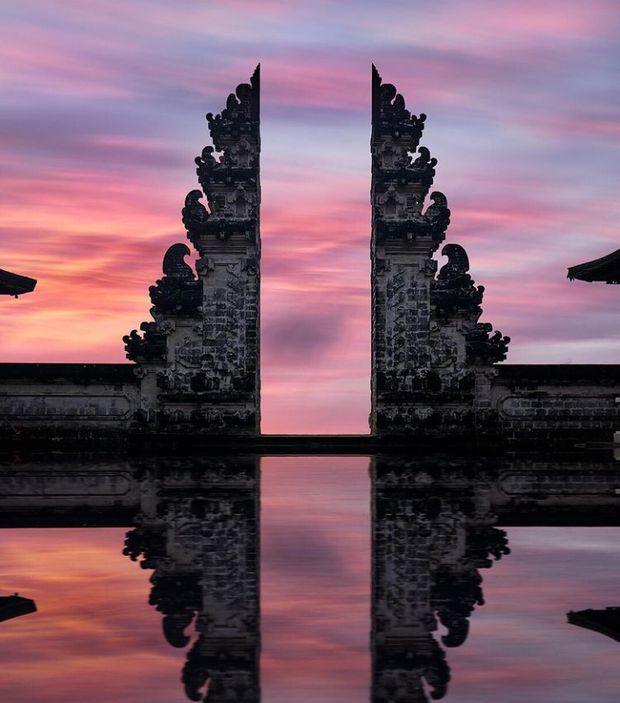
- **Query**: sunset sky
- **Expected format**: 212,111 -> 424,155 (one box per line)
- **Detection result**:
1,0 -> 619,432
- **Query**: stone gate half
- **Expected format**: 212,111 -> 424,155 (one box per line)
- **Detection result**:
124,65 -> 261,434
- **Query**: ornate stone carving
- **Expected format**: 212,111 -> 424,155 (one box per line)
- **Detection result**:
372,64 -> 426,146
182,190 -> 211,241
372,66 -> 445,250
467,324 -> 511,364
192,67 -> 260,251
433,244 -> 483,317
122,321 -> 166,363
123,459 -> 260,703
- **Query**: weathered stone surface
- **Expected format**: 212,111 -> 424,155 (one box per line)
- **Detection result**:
492,364 -> 620,440
371,66 -> 509,437
0,363 -> 139,438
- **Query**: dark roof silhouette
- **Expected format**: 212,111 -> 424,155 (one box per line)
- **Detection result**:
0,269 -> 37,296
567,249 -> 620,283
568,607 -> 620,642
0,595 -> 37,622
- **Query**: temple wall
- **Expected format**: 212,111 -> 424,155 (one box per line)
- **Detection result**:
492,364 -> 620,439
0,364 -> 139,436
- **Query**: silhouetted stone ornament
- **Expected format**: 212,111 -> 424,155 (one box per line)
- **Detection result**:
163,613 -> 195,648
373,64 -> 427,144
122,321 -> 166,362
434,244 -> 482,316
182,637 -> 210,701
182,190 -> 210,241
149,243 -> 201,317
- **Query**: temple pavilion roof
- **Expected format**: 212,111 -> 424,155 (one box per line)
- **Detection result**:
568,607 -> 620,643
567,249 -> 620,284
0,269 -> 37,296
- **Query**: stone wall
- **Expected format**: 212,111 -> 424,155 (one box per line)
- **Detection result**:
2,453 -> 619,526
0,363 -> 139,439
492,365 -> 620,440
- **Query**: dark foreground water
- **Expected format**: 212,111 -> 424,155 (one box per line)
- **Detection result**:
1,455 -> 619,702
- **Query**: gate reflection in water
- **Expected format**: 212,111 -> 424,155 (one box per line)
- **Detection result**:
0,454 -> 619,702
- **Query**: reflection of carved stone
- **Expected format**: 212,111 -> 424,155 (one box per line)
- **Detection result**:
123,458 -> 259,703
371,456 -> 510,702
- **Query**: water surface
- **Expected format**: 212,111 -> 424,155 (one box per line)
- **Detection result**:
1,454 -> 618,701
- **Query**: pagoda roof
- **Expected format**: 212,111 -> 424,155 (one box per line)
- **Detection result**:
567,249 -> 620,284
0,595 -> 37,622
568,607 -> 620,642
0,268 -> 37,296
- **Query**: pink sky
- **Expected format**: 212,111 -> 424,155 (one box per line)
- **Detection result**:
1,0 -> 619,432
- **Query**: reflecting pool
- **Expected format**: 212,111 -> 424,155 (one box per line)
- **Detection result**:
1,453 -> 619,702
